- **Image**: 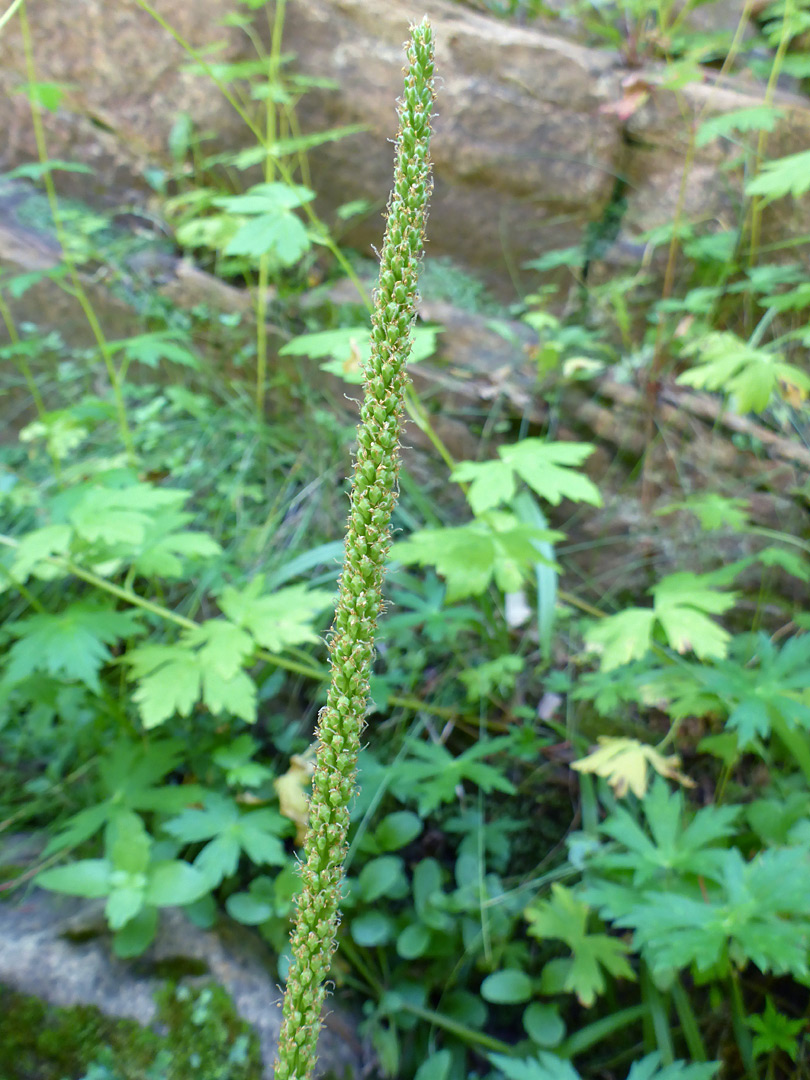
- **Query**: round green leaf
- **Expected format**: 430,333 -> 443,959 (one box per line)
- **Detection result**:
414,1049 -> 452,1080
351,911 -> 394,947
442,990 -> 487,1028
145,860 -> 209,907
113,906 -> 158,958
523,1001 -> 566,1047
226,891 -> 274,925
184,893 -> 217,929
359,856 -> 404,902
374,811 -> 423,852
396,922 -> 431,959
480,969 -> 533,1004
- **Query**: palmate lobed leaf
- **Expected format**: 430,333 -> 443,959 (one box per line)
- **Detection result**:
128,510 -> 222,579
127,614 -> 260,728
677,332 -> 810,413
452,439 -> 601,516
643,633 -> 810,750
656,493 -> 750,533
588,837 -> 810,982
184,620 -> 254,680
746,149 -> 810,202
626,1055 -> 720,1080
590,780 -> 740,887
748,997 -> 806,1061
394,512 -> 561,601
108,330 -> 200,370
4,603 -> 142,692
44,742 -> 206,856
390,736 -> 517,815
213,734 -> 274,788
584,609 -> 657,671
9,523 -> 72,583
458,653 -> 524,702
695,105 -> 784,147
225,212 -> 310,265
525,884 -> 634,1006
218,578 -> 334,652
585,572 -> 736,670
279,325 -> 440,384
163,793 -> 288,886
128,644 -> 202,728
65,483 -> 188,547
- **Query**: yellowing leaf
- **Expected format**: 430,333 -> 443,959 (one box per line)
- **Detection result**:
572,737 -> 695,798
274,752 -> 315,844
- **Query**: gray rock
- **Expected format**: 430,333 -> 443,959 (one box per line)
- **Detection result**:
1,0 -> 807,299
0,842 -> 361,1079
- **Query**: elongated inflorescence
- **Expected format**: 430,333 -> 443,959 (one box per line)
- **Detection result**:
273,21 -> 435,1080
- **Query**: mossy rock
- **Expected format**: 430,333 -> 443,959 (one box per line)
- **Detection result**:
0,980 -> 264,1080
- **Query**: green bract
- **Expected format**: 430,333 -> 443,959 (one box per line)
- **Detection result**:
273,21 -> 436,1080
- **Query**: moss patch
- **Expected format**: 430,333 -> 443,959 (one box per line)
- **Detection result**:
0,980 -> 264,1080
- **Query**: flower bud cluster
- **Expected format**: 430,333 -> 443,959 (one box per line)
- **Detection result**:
274,21 -> 435,1080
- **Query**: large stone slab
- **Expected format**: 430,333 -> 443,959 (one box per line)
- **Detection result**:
0,0 -> 808,295
0,836 -> 361,1078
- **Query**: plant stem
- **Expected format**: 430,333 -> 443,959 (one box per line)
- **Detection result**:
0,0 -> 24,33
273,22 -> 435,1080
18,2 -> 136,465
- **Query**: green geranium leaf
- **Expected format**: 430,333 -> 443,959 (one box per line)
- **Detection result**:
678,332 -> 810,413
281,325 -> 440,384
218,578 -> 333,652
127,618 -> 259,728
525,884 -> 634,1006
163,794 -> 288,887
128,644 -> 202,728
185,619 -> 254,680
452,440 -> 601,515
67,483 -> 187,547
586,572 -> 736,670
696,105 -> 783,148
489,1052 -> 580,1080
110,330 -> 200,369
746,149 -> 810,202
225,212 -> 310,265
5,603 -> 142,692
395,512 -> 561,601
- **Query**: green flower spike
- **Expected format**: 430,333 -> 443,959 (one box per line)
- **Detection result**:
273,20 -> 435,1080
